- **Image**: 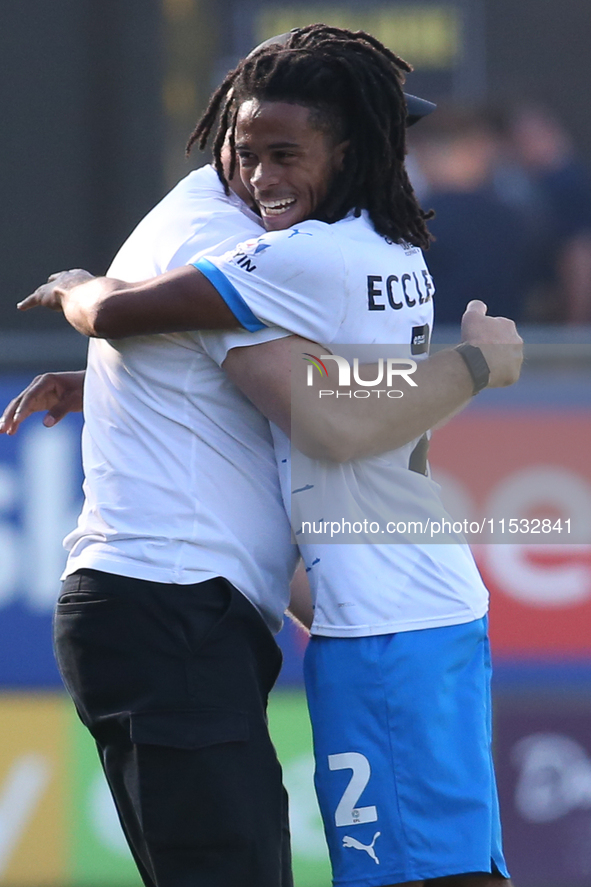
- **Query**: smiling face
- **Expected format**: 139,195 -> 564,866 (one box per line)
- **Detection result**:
235,99 -> 348,231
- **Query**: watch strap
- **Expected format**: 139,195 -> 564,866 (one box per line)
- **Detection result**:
454,343 -> 490,395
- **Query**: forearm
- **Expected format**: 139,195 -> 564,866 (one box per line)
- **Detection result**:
295,302 -> 522,460
293,348 -> 474,461
65,267 -> 239,338
25,266 -> 241,339
60,277 -> 123,336
224,337 -> 475,461
224,317 -> 521,463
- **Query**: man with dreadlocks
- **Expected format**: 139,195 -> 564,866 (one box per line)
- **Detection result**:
13,24 -> 521,887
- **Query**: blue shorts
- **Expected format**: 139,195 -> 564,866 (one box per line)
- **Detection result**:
304,617 -> 509,886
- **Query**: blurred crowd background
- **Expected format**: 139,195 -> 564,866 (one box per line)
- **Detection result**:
0,3 -> 590,887
409,103 -> 591,324
2,0 -> 591,346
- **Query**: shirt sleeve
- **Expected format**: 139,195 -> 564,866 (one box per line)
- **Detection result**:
198,325 -> 292,368
191,222 -> 348,343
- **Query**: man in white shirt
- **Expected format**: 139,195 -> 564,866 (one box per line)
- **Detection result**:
5,100 -> 303,887
10,25 -> 522,887
54,167 -> 303,887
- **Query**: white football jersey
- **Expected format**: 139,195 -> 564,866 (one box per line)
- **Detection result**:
64,165 -> 298,633
196,212 -> 489,637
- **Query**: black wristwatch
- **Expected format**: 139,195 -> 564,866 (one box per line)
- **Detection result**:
454,343 -> 490,395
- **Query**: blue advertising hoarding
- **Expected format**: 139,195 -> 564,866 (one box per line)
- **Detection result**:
0,377 -> 83,687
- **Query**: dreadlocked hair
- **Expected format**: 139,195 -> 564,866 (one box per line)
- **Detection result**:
186,24 -> 433,250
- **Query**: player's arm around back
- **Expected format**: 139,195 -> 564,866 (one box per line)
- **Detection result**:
222,301 -> 523,462
17,266 -> 240,338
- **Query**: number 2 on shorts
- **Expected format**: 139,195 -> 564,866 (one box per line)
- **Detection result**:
328,752 -> 378,826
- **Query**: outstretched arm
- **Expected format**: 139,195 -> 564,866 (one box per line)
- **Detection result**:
17,266 -> 240,339
222,301 -> 523,461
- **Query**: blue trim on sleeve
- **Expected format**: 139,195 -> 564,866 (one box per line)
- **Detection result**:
192,258 -> 267,332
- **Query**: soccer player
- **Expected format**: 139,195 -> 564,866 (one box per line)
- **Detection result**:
10,26 -> 522,887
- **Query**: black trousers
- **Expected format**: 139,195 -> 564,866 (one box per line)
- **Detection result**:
54,569 -> 292,887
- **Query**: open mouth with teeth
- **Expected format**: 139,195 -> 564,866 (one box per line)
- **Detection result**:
258,197 -> 297,216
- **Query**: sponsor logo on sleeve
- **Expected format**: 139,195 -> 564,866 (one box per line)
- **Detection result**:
230,237 -> 272,272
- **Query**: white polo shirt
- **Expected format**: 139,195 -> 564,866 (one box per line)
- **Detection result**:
63,165 -> 298,633
195,212 -> 489,637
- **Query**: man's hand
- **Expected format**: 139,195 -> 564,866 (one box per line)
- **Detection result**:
0,371 -> 85,435
17,269 -> 95,312
461,300 -> 524,387
15,266 -> 237,339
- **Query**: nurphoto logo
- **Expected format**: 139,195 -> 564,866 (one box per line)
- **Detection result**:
303,353 -> 418,398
